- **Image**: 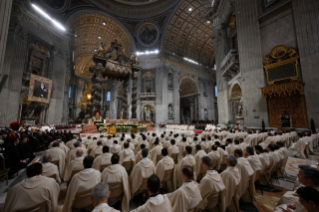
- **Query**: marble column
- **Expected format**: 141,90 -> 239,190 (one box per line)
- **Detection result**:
0,0 -> 13,76
131,72 -> 138,119
173,71 -> 180,123
122,80 -> 129,119
0,23 -> 28,125
235,0 -> 268,127
292,0 -> 319,127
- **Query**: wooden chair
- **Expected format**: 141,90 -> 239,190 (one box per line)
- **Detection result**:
162,168 -> 174,182
72,189 -> 93,211
69,169 -> 82,184
108,182 -> 124,207
100,163 -> 110,172
0,155 -> 11,185
156,155 -> 163,164
134,178 -> 149,196
17,201 -> 48,212
95,153 -> 101,158
122,161 -> 134,174
171,153 -> 178,164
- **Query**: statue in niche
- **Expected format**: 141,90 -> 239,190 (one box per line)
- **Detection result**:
183,109 -> 190,124
168,73 -> 173,90
168,104 -> 174,118
145,108 -> 151,121
145,81 -> 152,93
280,111 -> 292,127
236,103 -> 243,117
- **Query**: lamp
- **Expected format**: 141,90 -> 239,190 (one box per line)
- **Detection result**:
87,93 -> 92,100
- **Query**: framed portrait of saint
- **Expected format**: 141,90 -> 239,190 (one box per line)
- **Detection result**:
270,45 -> 288,59
28,74 -> 53,104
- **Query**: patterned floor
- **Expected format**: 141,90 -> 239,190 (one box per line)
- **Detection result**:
254,186 -> 289,212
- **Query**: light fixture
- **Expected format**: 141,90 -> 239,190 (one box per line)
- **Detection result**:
188,7 -> 193,12
183,57 -> 199,65
87,93 -> 92,100
74,34 -> 77,38
102,22 -> 106,25
98,36 -> 101,39
207,20 -> 211,24
136,49 -> 160,56
31,4 -> 66,31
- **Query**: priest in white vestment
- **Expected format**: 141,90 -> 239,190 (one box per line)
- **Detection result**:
207,145 -> 221,170
136,144 -> 148,164
266,144 -> 280,181
41,152 -> 61,184
91,182 -> 121,212
3,163 -> 60,212
90,140 -> 104,158
167,165 -> 202,212
92,146 -> 112,171
177,137 -> 189,161
65,141 -> 88,166
101,154 -> 131,212
66,138 -> 77,149
196,156 -> 226,211
111,140 -> 122,154
220,155 -> 241,212
49,141 -> 66,177
155,148 -> 175,182
131,174 -> 173,212
255,145 -> 270,185
194,144 -> 207,179
136,136 -> 149,152
119,142 -> 136,166
168,139 -> 179,159
245,146 -> 263,195
105,135 -> 114,147
63,149 -> 85,182
129,148 -> 156,195
226,138 -> 236,155
173,146 -> 196,189
63,155 -> 101,212
288,133 -> 306,158
150,140 -> 163,165
277,142 -> 289,174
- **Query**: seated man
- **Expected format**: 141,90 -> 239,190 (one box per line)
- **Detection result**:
119,142 -> 135,166
18,136 -> 36,164
63,149 -> 85,183
3,137 -> 27,178
254,145 -> 270,185
215,141 -> 228,170
220,155 -> 241,212
91,182 -> 120,212
245,146 -> 263,183
101,154 -> 130,212
136,144 -> 147,164
92,145 -> 112,171
111,140 -> 122,154
149,140 -> 162,165
131,174 -> 173,212
130,148 -> 155,195
66,141 -> 88,166
276,165 -> 319,208
196,156 -> 226,211
288,133 -> 306,158
207,145 -> 220,170
90,140 -> 103,158
194,145 -> 207,179
42,152 -> 61,184
277,142 -> 289,175
177,137 -> 189,160
294,187 -> 319,212
168,139 -> 179,159
63,155 -> 101,212
3,163 -> 59,212
173,146 -> 196,189
167,166 -> 202,212
156,148 -> 175,185
226,138 -> 236,155
48,142 -> 66,177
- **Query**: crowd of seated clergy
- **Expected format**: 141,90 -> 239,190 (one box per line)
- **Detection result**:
1,129 -> 319,212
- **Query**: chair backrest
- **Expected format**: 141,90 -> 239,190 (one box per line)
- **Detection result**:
122,161 -> 133,171
156,155 -> 163,164
95,153 -> 101,158
73,189 -> 92,209
205,191 -> 220,209
171,153 -> 178,164
162,168 -> 173,182
109,182 -> 123,199
139,178 -> 148,192
0,155 -> 6,170
100,163 -> 110,172
51,160 -> 59,168
17,201 -> 48,212
70,169 -> 82,182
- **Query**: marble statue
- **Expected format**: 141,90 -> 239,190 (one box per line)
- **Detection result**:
237,103 -> 243,117
168,104 -> 174,118
168,73 -> 173,90
145,108 -> 151,121
279,111 -> 291,127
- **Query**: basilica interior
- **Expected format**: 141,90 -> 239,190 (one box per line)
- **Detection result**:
0,0 -> 319,212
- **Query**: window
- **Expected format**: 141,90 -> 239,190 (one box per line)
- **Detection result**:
106,91 -> 111,101
215,85 -> 217,97
68,87 -> 72,98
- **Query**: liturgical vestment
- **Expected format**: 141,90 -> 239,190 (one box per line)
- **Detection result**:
155,156 -> 175,182
131,194 -> 173,212
92,203 -> 120,212
194,150 -> 207,178
236,157 -> 255,202
149,145 -> 162,165
63,169 -> 101,212
42,162 -> 61,184
63,156 -> 84,182
173,154 -> 196,189
65,147 -> 88,167
49,146 -> 66,177
92,152 -> 112,171
90,145 -> 103,158
3,175 -> 60,212
167,181 -> 202,212
129,158 -> 156,195
119,148 -> 136,165
101,164 -> 131,212
207,151 -> 220,170
220,166 -> 241,212
196,170 -> 226,211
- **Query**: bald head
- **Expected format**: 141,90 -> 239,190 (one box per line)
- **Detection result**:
76,149 -> 84,157
42,152 -> 52,163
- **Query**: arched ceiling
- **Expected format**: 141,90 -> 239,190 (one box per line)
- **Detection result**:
163,0 -> 215,68
71,13 -> 133,79
180,78 -> 199,97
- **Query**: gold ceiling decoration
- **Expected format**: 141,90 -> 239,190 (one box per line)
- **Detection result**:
71,13 -> 133,79
163,0 -> 215,68
180,78 -> 199,97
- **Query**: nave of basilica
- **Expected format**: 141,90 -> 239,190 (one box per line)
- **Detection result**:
0,0 -> 319,212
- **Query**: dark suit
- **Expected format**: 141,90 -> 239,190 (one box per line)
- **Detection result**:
3,144 -> 27,177
18,142 -> 36,163
33,85 -> 48,98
